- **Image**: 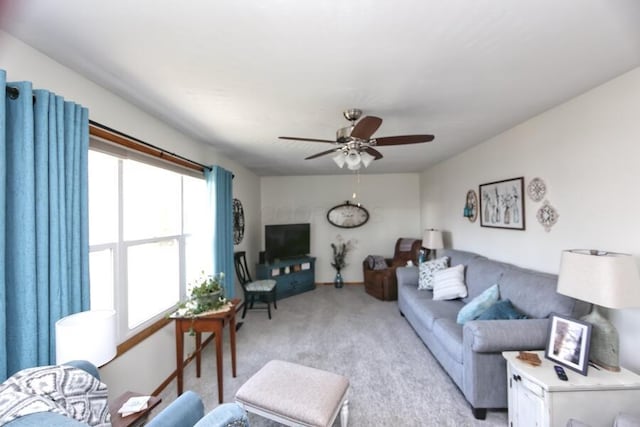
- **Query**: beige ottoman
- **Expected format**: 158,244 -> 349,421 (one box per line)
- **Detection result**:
235,360 -> 349,427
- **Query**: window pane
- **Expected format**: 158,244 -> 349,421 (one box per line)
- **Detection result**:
88,151 -> 118,245
183,175 -> 209,235
127,240 -> 179,328
185,235 -> 212,290
89,249 -> 115,310
123,160 -> 181,240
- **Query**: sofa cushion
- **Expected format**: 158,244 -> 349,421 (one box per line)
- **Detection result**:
418,256 -> 449,290
476,299 -> 527,320
456,284 -> 500,324
432,319 -> 464,363
463,257 -> 508,303
499,266 -> 577,319
433,264 -> 468,300
440,249 -> 485,268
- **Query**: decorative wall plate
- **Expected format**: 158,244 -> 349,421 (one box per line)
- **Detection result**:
327,201 -> 369,228
527,177 -> 546,202
536,200 -> 558,232
232,198 -> 245,244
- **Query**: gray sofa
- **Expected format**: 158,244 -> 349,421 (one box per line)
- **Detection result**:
397,249 -> 589,419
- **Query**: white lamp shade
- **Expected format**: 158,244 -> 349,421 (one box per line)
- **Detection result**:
345,150 -> 361,170
56,309 -> 117,367
557,250 -> 640,309
360,151 -> 375,168
422,229 -> 444,249
332,152 -> 346,168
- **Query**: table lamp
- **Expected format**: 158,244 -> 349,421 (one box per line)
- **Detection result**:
55,309 -> 117,367
420,229 -> 444,262
557,249 -> 640,371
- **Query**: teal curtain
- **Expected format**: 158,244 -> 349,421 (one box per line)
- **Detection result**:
0,70 -> 90,381
205,166 -> 234,298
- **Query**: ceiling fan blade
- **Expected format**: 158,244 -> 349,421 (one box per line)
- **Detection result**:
375,134 -> 435,146
305,149 -> 338,160
365,147 -> 383,160
279,136 -> 337,143
350,116 -> 383,140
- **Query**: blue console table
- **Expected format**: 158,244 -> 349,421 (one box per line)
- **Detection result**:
256,256 -> 316,300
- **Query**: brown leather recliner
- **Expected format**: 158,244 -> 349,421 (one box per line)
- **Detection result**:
362,238 -> 422,301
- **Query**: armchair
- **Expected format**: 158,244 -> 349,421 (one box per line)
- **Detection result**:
362,238 -> 422,301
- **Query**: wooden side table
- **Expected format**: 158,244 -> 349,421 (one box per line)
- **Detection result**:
109,391 -> 161,427
503,351 -> 640,427
173,298 -> 239,404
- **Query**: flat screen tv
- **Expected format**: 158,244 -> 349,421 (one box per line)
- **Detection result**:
265,223 -> 310,261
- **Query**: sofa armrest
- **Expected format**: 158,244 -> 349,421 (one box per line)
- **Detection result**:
148,391 -> 204,427
396,266 -> 418,287
194,403 -> 248,427
463,318 -> 550,353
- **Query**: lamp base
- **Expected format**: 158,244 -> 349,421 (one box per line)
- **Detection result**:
581,305 -> 620,372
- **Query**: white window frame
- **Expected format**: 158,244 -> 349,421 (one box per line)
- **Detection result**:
88,139 -> 209,342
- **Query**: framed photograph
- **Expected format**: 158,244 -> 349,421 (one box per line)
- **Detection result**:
545,313 -> 592,375
479,177 -> 525,230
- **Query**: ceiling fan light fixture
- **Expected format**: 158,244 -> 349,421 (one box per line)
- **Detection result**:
360,151 -> 375,168
345,149 -> 361,170
332,152 -> 346,168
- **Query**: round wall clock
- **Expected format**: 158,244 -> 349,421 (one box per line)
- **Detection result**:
327,201 -> 369,228
232,198 -> 244,244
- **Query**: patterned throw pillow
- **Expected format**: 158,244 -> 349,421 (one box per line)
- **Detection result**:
456,284 -> 500,324
432,264 -> 468,300
418,256 -> 450,290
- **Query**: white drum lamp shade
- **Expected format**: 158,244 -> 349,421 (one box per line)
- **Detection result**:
422,229 -> 443,250
557,249 -> 640,371
55,309 -> 117,367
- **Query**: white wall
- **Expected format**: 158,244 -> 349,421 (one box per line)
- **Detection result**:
0,31 -> 262,397
261,174 -> 421,283
420,66 -> 640,373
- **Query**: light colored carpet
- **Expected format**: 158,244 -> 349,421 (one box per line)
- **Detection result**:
156,285 -> 508,426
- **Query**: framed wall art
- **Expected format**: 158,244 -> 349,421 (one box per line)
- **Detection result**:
545,313 -> 592,375
479,177 -> 525,230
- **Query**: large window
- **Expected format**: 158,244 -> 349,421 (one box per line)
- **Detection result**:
88,147 -> 210,339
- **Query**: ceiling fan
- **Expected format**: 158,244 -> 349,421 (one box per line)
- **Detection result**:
279,109 -> 435,170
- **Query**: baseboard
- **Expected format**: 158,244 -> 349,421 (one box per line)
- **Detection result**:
318,282 -> 364,286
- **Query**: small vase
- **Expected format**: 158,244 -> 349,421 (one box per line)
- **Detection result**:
334,271 -> 344,288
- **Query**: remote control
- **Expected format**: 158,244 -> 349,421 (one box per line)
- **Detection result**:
554,365 -> 568,381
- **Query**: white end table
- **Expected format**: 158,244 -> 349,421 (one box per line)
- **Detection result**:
503,351 -> 640,427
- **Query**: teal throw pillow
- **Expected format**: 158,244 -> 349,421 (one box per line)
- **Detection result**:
476,299 -> 528,320
456,284 -> 499,324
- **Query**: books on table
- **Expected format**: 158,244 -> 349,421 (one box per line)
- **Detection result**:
118,395 -> 151,417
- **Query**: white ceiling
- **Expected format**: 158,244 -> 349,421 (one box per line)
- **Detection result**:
2,1 -> 640,176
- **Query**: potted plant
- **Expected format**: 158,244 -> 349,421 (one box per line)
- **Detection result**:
176,272 -> 228,317
330,235 -> 356,288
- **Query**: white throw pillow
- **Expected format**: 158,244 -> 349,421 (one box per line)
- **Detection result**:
418,256 -> 450,290
433,264 -> 468,300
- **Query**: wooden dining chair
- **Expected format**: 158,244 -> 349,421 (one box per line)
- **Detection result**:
233,251 -> 277,319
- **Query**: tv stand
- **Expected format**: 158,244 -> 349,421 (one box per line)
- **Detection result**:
256,256 -> 315,300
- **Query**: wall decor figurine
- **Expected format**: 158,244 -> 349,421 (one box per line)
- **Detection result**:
479,177 -> 525,230
527,177 -> 547,202
463,189 -> 478,222
537,200 -> 559,232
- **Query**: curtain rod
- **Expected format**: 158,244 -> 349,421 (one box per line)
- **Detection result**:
89,120 -> 212,172
5,86 -> 19,99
